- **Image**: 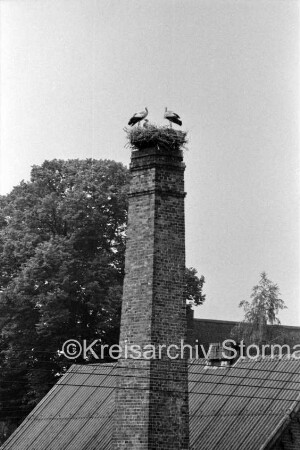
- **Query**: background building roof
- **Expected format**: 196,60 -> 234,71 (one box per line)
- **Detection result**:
191,318 -> 300,349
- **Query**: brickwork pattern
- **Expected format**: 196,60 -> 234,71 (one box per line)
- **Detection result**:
113,147 -> 189,449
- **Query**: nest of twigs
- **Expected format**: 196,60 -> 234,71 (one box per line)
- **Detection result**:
125,123 -> 188,152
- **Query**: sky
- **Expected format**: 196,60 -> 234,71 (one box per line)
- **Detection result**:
0,0 -> 299,325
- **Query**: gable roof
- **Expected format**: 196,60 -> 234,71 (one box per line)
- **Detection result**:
1,364 -> 117,450
189,356 -> 300,449
2,356 -> 300,450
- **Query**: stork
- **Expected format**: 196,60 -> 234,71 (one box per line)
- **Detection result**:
164,107 -> 182,128
143,119 -> 149,128
128,107 -> 148,127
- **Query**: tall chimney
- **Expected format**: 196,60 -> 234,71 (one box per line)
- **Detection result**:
113,145 -> 189,449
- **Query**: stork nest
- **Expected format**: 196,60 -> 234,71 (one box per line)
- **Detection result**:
125,123 -> 188,152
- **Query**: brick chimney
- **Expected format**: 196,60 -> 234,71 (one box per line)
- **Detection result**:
113,146 -> 189,449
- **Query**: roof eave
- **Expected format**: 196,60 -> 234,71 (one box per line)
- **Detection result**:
260,392 -> 300,450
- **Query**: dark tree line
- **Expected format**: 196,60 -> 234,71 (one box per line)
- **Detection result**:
0,159 -> 205,443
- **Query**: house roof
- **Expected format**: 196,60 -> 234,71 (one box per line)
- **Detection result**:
189,356 -> 300,449
192,319 -> 238,348
191,318 -> 300,349
2,357 -> 300,450
1,364 -> 117,450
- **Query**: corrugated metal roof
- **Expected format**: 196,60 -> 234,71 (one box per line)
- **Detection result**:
189,356 -> 300,449
1,357 -> 300,449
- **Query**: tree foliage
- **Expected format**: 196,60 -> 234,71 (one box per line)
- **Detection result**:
0,159 -> 129,437
184,268 -> 205,308
231,272 -> 287,346
0,158 -> 205,442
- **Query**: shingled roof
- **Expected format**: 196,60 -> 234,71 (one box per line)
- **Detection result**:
2,356 -> 300,450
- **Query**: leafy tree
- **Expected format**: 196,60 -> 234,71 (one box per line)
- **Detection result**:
0,159 -> 129,439
185,268 -> 205,308
231,272 -> 287,347
0,158 -> 205,443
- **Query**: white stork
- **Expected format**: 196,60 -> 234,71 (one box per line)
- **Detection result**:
164,107 -> 182,127
143,119 -> 149,128
128,107 -> 148,127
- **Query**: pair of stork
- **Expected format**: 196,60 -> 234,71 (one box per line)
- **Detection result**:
128,107 -> 182,128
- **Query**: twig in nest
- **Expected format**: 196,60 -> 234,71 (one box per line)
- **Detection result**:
124,123 -> 188,152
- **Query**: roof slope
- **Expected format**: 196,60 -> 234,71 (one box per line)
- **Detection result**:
2,357 -> 300,450
189,356 -> 300,449
1,364 -> 117,450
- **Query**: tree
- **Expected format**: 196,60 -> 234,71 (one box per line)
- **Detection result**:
0,159 -> 129,439
184,268 -> 205,308
231,272 -> 287,347
0,158 -> 205,443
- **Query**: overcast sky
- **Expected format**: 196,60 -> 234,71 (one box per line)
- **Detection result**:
0,0 -> 299,325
